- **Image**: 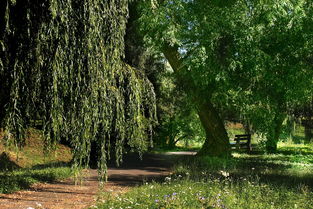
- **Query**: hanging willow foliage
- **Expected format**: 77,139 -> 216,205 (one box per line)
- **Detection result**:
0,0 -> 157,180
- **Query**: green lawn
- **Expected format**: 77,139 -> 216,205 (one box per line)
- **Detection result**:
95,143 -> 313,209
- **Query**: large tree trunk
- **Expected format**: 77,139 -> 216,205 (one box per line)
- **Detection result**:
197,101 -> 230,157
162,44 -> 230,157
266,113 -> 285,152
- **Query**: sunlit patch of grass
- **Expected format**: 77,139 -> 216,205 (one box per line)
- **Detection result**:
0,165 -> 72,194
176,141 -> 204,149
278,142 -> 313,153
0,128 -> 72,168
232,142 -> 313,177
0,128 -> 74,194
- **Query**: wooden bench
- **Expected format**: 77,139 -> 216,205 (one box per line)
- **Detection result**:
230,134 -> 252,151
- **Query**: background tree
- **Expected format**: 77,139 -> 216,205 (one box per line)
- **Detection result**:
154,69 -> 205,148
139,0 -> 248,156
232,0 -> 313,152
139,0 -> 313,154
125,1 -> 205,150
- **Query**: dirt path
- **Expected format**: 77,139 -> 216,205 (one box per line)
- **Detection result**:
0,152 -> 195,209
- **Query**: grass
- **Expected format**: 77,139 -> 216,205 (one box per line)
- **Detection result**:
95,143 -> 313,209
95,179 -> 312,209
0,164 -> 72,194
0,128 -> 72,168
0,128 -> 73,194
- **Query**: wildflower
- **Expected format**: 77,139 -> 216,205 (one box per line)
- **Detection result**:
155,199 -> 159,203
220,171 -> 230,177
251,167 -> 255,170
165,177 -> 171,182
172,192 -> 177,196
200,197 -> 206,200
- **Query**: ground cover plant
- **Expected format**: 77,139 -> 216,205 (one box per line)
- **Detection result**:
95,143 -> 313,209
0,129 -> 73,194
0,129 -> 72,168
96,179 -> 312,209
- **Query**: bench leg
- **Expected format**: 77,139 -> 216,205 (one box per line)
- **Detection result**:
236,141 -> 240,150
248,138 -> 252,152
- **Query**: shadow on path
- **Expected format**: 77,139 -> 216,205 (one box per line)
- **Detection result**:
0,152 -> 194,209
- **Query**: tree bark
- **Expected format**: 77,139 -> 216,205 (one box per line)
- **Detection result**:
266,113 -> 285,152
197,101 -> 230,157
162,44 -> 230,157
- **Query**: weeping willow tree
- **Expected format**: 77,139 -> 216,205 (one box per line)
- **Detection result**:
0,0 -> 156,180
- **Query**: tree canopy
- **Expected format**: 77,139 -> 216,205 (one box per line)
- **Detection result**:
139,0 -> 313,153
0,0 -> 156,180
1,0 -> 312,173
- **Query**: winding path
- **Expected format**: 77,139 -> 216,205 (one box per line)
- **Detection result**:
0,152 -> 195,209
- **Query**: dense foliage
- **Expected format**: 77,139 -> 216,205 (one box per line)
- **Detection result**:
139,0 -> 313,152
0,0 -> 156,179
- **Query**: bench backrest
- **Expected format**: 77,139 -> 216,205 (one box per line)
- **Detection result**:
232,134 -> 252,151
234,134 -> 251,141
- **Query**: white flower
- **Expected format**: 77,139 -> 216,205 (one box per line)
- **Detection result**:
220,170 -> 230,177
165,177 -> 171,182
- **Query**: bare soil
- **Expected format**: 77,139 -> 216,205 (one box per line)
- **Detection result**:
0,153 -> 193,209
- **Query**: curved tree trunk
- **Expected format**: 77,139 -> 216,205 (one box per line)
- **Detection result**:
197,101 -> 230,157
162,44 -> 230,157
